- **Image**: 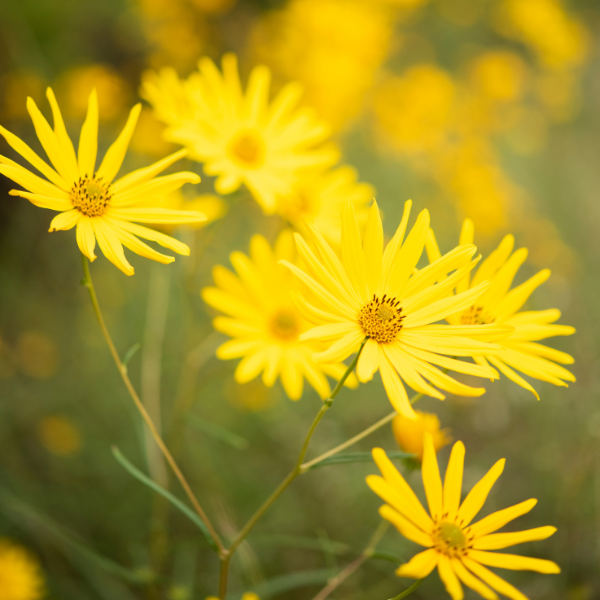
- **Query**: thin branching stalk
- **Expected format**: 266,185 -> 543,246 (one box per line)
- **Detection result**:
311,520 -> 390,600
217,338 -> 369,599
81,255 -> 226,557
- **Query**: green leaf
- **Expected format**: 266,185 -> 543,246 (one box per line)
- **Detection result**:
308,451 -> 416,469
186,413 -> 249,450
111,446 -> 218,551
122,342 -> 142,369
248,533 -> 350,555
242,569 -> 332,599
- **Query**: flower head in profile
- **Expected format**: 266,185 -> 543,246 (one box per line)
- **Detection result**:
142,54 -> 339,214
367,436 -> 559,600
276,165 -> 374,247
426,219 -> 575,399
0,89 -> 206,275
202,231 -> 357,401
392,410 -> 451,460
0,538 -> 45,600
281,200 -> 512,419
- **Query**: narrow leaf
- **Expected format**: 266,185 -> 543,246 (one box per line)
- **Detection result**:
122,342 -> 142,369
111,447 -> 218,551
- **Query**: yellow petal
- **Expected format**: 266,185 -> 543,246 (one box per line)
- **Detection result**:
468,550 -> 560,574
280,354 -> 303,400
458,459 -> 505,526
494,269 -> 551,321
363,201 -> 383,296
422,433 -> 443,521
9,189 -> 72,211
91,218 -> 134,276
313,329 -> 365,363
96,103 -> 142,183
487,356 -> 540,400
0,130 -> 68,190
300,322 -> 358,342
425,227 -> 442,264
355,338 -> 379,382
378,345 -> 417,419
479,248 -> 528,310
78,89 -> 98,176
437,555 -> 464,600
235,350 -> 267,383
371,448 -> 433,531
46,88 -> 79,178
76,216 -> 96,261
383,345 -> 444,399
461,558 -> 528,600
341,202 -> 368,302
451,558 -> 497,600
49,209 -> 80,231
396,548 -> 439,579
1,160 -> 69,199
107,206 -> 206,225
473,526 -> 557,550
113,226 -> 175,265
217,340 -> 262,359
443,441 -> 465,521
470,499 -> 537,538
377,504 -> 433,548
106,218 -> 191,256
381,200 -> 412,291
111,172 -> 201,207
471,234 -> 514,289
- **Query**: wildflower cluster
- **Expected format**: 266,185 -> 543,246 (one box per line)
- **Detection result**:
0,17 -> 578,599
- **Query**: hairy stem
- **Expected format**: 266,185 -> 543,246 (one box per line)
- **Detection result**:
217,338 -> 368,599
81,255 -> 225,557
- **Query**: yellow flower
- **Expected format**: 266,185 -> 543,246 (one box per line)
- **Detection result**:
0,539 -> 44,600
206,594 -> 259,600
367,436 -> 560,599
276,165 -> 374,247
281,200 -> 512,419
392,410 -> 450,460
0,88 -> 206,275
202,231 -> 357,401
38,415 -> 82,456
142,54 -> 339,213
426,219 -> 575,399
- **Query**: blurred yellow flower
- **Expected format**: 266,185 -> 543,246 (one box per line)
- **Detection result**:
15,331 -> 59,379
367,437 -> 559,599
0,88 -> 205,275
427,219 -> 575,399
282,200 -> 512,419
129,107 -> 177,158
468,51 -> 527,104
56,64 -> 131,121
207,594 -> 259,600
142,54 -> 339,213
250,0 -> 394,132
276,165 -> 374,247
202,231 -> 357,401
38,415 -> 82,456
373,65 -> 456,156
392,410 -> 450,459
495,0 -> 588,70
0,539 -> 44,600
0,71 -> 46,120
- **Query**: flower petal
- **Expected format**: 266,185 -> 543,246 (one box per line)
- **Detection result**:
422,433 -> 443,522
473,526 -> 557,551
461,558 -> 528,600
444,441 -> 465,521
396,549 -> 439,579
458,459 -> 505,526
377,504 -> 433,548
468,550 -> 560,574
438,555 -> 464,600
470,499 -> 538,538
91,218 -> 134,276
49,209 -> 80,231
451,558 -> 497,600
76,216 -> 96,261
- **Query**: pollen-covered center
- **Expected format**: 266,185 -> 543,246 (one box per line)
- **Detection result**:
228,130 -> 265,168
270,309 -> 300,342
460,304 -> 494,325
358,295 -> 405,344
70,175 -> 112,217
433,522 -> 472,558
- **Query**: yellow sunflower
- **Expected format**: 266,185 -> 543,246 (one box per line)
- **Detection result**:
0,88 -> 206,275
426,219 -> 575,399
0,538 -> 44,600
142,54 -> 339,214
281,200 -> 513,419
275,165 -> 374,247
201,231 -> 357,401
367,436 -> 559,600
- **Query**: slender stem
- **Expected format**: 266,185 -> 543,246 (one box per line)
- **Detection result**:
218,339 -> 368,599
301,393 -> 423,471
311,520 -> 389,600
388,579 -> 423,600
80,255 -> 226,556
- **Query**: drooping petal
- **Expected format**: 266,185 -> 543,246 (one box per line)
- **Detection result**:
396,549 -> 439,579
487,356 -> 540,400
106,218 -> 191,256
461,558 -> 528,600
355,338 -> 379,382
91,218 -> 134,276
76,216 -> 96,261
378,345 -> 416,419
113,226 -> 176,265
49,209 -> 80,231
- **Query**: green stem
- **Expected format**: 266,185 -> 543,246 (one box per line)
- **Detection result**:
300,393 -> 423,471
388,579 -> 423,600
311,520 -> 389,600
80,255 -> 226,557
217,338 -> 368,599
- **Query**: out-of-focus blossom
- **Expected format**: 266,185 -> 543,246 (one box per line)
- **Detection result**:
0,71 -> 46,120
38,415 -> 82,456
129,107 -> 178,158
392,410 -> 451,460
0,539 -> 45,600
250,0 -> 394,132
276,166 -> 374,247
16,332 -> 59,379
495,0 -> 588,70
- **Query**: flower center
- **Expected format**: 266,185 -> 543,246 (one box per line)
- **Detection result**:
228,130 -> 265,168
460,305 -> 494,325
433,521 -> 471,557
358,295 -> 405,344
270,310 -> 300,342
70,175 -> 112,217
